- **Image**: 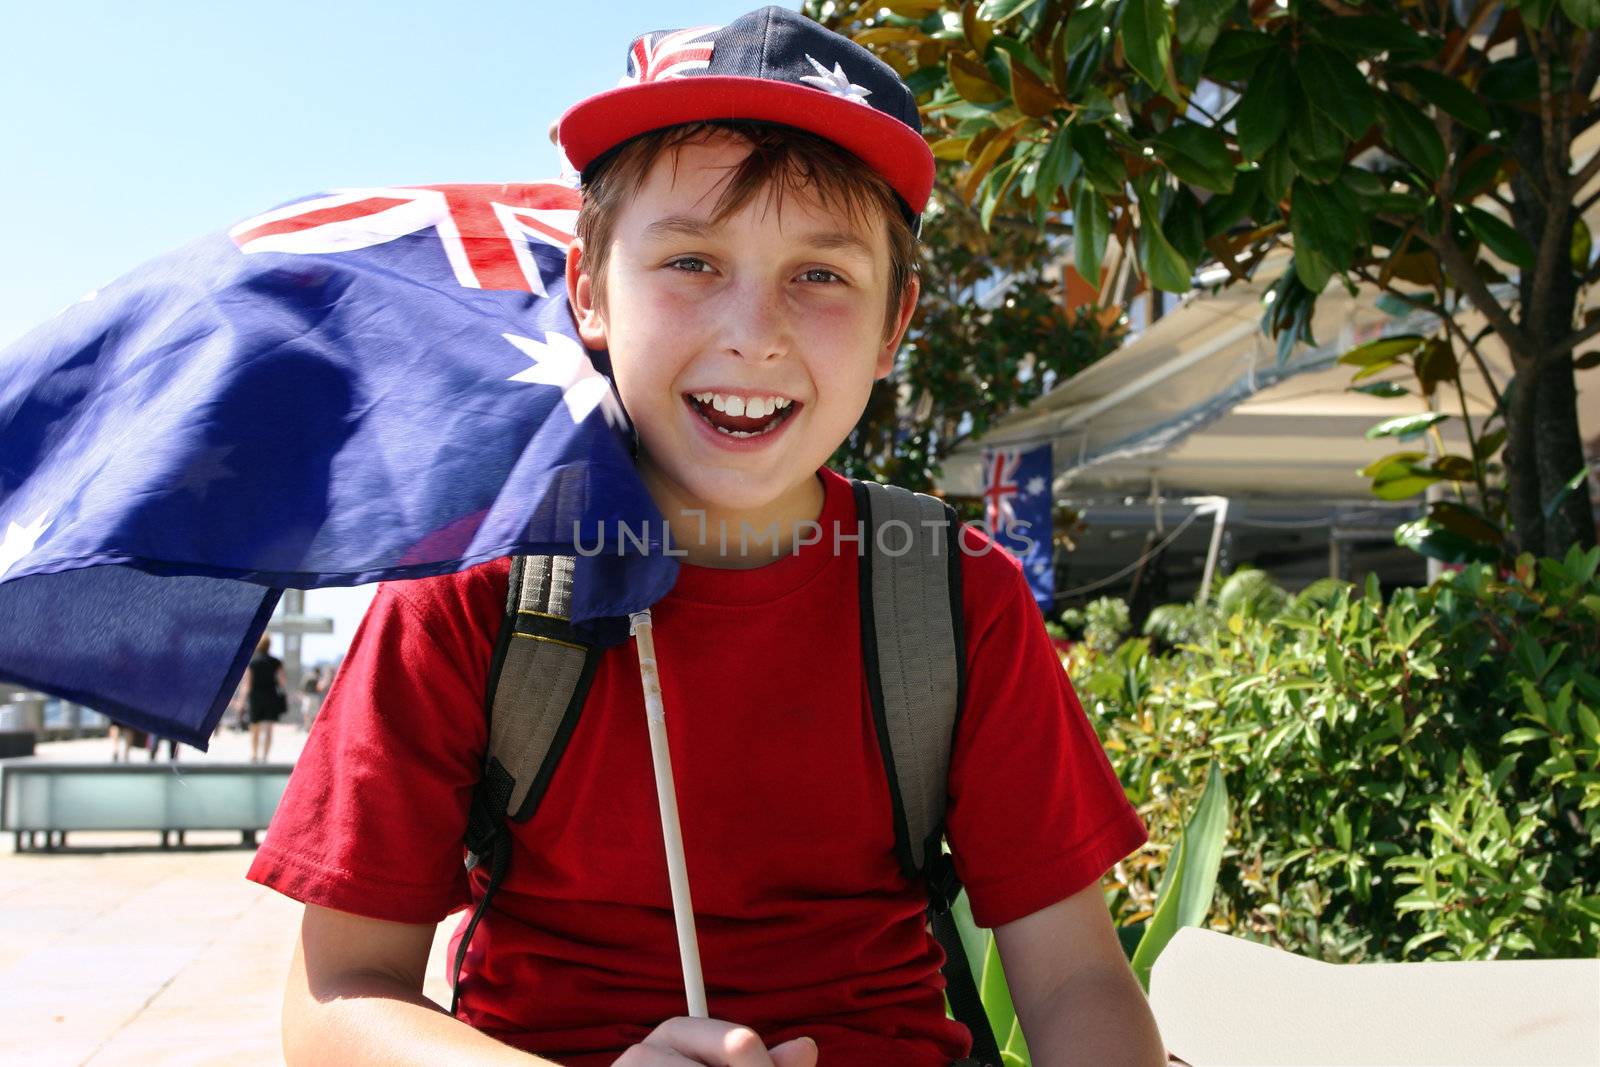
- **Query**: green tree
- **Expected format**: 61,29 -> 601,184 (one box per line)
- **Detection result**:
814,0 -> 1599,556
834,183 -> 1121,489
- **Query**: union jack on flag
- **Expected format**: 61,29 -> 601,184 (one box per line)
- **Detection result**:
0,178 -> 674,747
981,443 -> 1054,611
621,24 -> 719,85
230,182 -> 579,296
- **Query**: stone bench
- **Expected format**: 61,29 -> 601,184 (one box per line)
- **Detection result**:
0,758 -> 291,851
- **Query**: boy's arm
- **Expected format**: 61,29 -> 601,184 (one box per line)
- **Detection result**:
993,881 -> 1167,1067
284,903 -> 549,1066
284,904 -> 819,1067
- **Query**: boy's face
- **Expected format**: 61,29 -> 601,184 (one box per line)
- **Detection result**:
568,134 -> 917,524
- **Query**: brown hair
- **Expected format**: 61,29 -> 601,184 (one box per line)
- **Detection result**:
575,120 -> 918,336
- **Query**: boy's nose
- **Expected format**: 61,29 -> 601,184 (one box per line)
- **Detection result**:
720,284 -> 791,363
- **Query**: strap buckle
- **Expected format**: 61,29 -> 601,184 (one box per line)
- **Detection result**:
924,850 -> 962,915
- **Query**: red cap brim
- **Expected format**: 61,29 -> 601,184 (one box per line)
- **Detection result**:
557,76 -> 934,215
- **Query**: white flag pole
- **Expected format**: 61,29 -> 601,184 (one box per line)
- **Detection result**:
629,609 -> 707,1018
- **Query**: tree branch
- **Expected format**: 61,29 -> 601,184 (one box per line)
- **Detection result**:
1571,148 -> 1600,200
1575,30 -> 1600,100
1430,225 -> 1536,360
1554,313 -> 1600,359
1353,264 -> 1506,412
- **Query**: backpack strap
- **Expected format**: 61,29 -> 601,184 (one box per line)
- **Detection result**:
454,553 -> 601,1016
851,481 -> 998,1067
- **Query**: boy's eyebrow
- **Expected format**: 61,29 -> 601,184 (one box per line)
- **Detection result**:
639,215 -> 875,259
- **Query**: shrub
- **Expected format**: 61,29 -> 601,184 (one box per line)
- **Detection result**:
1076,548 -> 1600,962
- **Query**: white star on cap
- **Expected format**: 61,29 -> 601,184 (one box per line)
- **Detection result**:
504,331 -> 627,431
800,54 -> 872,106
0,513 -> 53,581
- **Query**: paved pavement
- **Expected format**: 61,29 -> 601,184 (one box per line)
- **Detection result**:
0,726 -> 458,1066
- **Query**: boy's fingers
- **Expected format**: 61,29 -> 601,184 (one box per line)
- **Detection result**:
638,1016 -> 781,1066
768,1036 -> 819,1067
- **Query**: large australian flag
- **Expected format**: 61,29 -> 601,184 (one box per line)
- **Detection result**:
982,442 -> 1054,611
0,182 -> 675,747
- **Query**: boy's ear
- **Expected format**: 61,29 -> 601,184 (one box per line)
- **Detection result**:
875,275 -> 921,379
565,239 -> 608,351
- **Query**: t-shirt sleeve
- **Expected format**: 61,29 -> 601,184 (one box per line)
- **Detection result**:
944,532 -> 1146,929
245,564 -> 503,925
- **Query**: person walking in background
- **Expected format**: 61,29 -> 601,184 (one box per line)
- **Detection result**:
299,665 -> 327,732
246,635 -> 286,763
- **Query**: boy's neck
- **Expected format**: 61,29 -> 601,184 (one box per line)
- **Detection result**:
642,465 -> 827,569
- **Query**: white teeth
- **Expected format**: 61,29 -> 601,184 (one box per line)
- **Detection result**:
693,392 -> 794,418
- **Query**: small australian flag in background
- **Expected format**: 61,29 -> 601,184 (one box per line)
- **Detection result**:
982,442 -> 1054,612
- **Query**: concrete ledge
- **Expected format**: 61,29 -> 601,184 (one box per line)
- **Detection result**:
1,759 -> 291,852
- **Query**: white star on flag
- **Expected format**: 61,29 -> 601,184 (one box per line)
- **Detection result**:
1025,475 -> 1047,497
0,514 -> 52,580
800,54 -> 873,105
1032,560 -> 1049,576
504,332 -> 627,431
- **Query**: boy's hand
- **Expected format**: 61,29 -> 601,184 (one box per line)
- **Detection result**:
613,1019 -> 817,1066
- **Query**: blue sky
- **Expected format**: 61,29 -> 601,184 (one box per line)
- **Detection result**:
0,1 -> 794,659
0,1 -> 792,348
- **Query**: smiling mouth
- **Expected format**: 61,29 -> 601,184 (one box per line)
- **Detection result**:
684,392 -> 800,438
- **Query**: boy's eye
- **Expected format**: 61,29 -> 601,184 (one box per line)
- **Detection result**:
667,256 -> 712,273
799,267 -> 844,284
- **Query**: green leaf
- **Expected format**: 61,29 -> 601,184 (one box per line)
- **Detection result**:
1236,50 -> 1294,161
976,0 -> 1036,22
1070,123 -> 1128,197
1500,726 -> 1549,745
1544,463 -> 1598,519
978,928 -> 1019,1053
1288,95 -> 1348,183
1202,167 -> 1261,238
1395,518 -> 1501,563
1351,381 -> 1411,398
1560,0 -> 1600,29
1204,29 -> 1277,81
1427,501 -> 1503,545
1122,0 -> 1173,95
1521,0 -> 1562,29
1129,763 -> 1230,990
1309,16 -> 1437,61
1366,411 -> 1448,441
1373,471 -> 1442,499
1361,449 -> 1428,481
1461,207 -> 1535,270
1074,183 -> 1112,288
1290,178 -> 1356,275
1341,334 -> 1428,366
1033,127 -> 1079,224
1378,93 -> 1447,181
1135,181 -> 1196,292
1390,68 -> 1494,134
1297,43 -> 1377,140
1153,123 -> 1236,194
1573,218 -> 1593,272
1175,0 -> 1233,60
1259,139 -> 1295,204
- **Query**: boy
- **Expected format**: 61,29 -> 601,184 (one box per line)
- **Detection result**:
248,8 -> 1164,1066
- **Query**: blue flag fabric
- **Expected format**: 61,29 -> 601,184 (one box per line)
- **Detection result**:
981,442 -> 1054,611
0,182 -> 676,748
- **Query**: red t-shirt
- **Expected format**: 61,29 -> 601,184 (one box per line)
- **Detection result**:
248,469 -> 1145,1065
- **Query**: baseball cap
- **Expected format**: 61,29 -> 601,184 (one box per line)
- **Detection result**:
557,6 -> 935,226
